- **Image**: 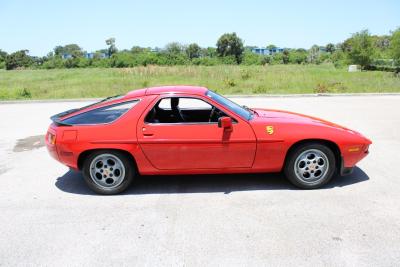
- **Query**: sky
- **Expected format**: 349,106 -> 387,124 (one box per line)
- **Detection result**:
0,0 -> 399,56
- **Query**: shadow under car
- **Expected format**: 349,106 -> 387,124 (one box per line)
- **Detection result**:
55,167 -> 369,195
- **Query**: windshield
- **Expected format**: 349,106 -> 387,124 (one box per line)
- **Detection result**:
206,90 -> 252,120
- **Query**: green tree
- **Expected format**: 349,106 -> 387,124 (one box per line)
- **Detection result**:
241,51 -> 262,65
5,50 -> 33,70
201,47 -> 217,57
289,49 -> 307,64
271,53 -> 283,64
282,49 -> 290,64
266,44 -> 277,50
390,28 -> 400,65
0,49 -> 7,60
339,40 -> 351,53
54,44 -> 83,58
373,35 -> 390,50
326,43 -> 335,53
308,45 -> 321,64
0,49 -> 7,69
106,38 -> 117,56
347,30 -> 374,69
165,42 -> 183,55
186,43 -> 201,59
131,46 -> 146,54
216,32 -> 244,64
331,50 -> 346,68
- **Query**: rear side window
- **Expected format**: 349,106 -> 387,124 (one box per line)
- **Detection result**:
62,100 -> 139,125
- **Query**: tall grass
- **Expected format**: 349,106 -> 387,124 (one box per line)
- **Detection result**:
0,64 -> 399,100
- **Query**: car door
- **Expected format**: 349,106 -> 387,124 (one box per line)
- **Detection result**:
137,95 -> 257,170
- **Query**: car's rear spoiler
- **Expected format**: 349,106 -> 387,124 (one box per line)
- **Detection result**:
50,109 -> 76,126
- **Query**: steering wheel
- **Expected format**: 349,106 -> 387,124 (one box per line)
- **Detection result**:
209,107 -> 220,122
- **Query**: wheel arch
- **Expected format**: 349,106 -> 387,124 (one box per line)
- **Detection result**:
77,148 -> 138,172
284,139 -> 342,173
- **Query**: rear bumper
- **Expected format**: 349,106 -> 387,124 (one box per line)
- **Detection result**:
46,144 -> 59,161
46,127 -> 79,170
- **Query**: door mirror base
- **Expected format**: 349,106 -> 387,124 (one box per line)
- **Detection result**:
218,117 -> 233,131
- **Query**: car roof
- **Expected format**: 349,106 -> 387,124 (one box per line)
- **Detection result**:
124,85 -> 208,99
55,86 -> 209,122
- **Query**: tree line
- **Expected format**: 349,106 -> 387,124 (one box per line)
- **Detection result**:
1,29 -> 400,71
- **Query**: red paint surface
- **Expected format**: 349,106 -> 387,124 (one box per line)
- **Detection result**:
46,86 -> 372,175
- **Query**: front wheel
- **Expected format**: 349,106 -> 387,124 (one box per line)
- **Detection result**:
284,143 -> 336,189
82,150 -> 135,194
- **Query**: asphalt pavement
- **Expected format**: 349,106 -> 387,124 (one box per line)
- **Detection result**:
0,95 -> 399,266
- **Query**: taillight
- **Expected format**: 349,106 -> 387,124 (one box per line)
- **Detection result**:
48,133 -> 56,145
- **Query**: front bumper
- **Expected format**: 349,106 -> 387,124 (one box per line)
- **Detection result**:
340,156 -> 355,176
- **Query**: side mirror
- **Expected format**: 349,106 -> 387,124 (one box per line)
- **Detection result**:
218,117 -> 233,131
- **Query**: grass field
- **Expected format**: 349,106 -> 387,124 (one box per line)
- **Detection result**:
0,64 -> 399,100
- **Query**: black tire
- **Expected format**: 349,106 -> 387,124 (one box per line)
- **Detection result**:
284,143 -> 336,189
82,150 -> 135,195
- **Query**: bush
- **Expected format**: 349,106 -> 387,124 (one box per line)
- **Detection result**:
289,51 -> 307,64
19,88 -> 32,98
164,53 -> 189,65
314,82 -> 347,93
42,58 -> 64,69
252,85 -> 268,94
219,56 -> 237,65
109,51 -> 190,67
331,50 -> 347,68
64,58 -> 80,68
241,51 -> 262,65
192,57 -> 219,66
223,78 -> 236,87
261,56 -> 271,65
314,83 -> 329,93
271,53 -> 283,64
5,50 -> 33,70
110,52 -> 135,67
91,58 -> 112,68
77,58 -> 91,68
365,65 -> 400,72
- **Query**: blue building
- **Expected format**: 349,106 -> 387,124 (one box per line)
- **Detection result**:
251,47 -> 284,55
84,52 -> 108,59
84,53 -> 95,59
61,53 -> 73,59
61,52 -> 109,59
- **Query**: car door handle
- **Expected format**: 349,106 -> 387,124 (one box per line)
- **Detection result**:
142,127 -> 154,137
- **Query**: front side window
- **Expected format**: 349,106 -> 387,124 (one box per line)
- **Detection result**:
62,100 -> 139,125
206,90 -> 252,120
145,97 -> 228,123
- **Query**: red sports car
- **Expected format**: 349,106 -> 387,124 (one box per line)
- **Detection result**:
46,86 -> 371,194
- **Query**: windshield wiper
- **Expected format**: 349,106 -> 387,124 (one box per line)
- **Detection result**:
242,105 -> 258,115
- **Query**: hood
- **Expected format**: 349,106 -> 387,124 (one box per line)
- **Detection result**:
253,108 -> 350,130
250,108 -> 372,148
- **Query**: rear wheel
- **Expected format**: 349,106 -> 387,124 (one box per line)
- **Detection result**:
82,150 -> 134,194
284,143 -> 336,189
